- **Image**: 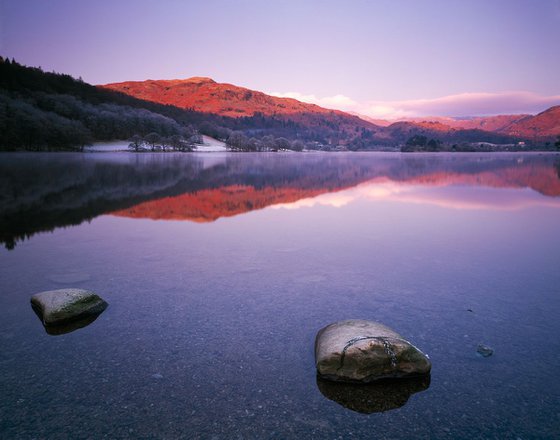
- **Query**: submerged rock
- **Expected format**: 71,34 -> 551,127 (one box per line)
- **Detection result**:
476,344 -> 494,357
30,288 -> 108,329
317,375 -> 431,414
315,319 -> 431,382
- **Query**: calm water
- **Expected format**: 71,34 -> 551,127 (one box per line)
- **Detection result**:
1,152 -> 560,439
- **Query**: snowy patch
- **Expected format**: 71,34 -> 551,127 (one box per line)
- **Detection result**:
195,135 -> 227,152
85,141 -> 130,152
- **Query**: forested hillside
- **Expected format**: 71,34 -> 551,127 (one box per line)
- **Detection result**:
0,57 -> 208,150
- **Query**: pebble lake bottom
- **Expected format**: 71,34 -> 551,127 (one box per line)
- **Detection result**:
1,152 -> 559,439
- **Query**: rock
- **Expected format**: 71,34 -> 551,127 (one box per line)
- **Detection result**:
315,319 -> 431,382
30,288 -> 108,327
317,375 -> 430,414
476,344 -> 494,357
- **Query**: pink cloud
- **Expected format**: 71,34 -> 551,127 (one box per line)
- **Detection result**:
375,91 -> 560,118
270,90 -> 560,119
269,91 -> 358,111
271,180 -> 560,212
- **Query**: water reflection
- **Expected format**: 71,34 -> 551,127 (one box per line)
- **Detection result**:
30,304 -> 106,336
316,375 -> 431,414
1,152 -> 559,249
272,180 -> 560,211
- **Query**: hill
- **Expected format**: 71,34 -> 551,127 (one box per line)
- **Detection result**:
102,77 -> 347,118
102,77 -> 379,146
356,111 -> 559,144
401,115 -> 529,132
501,105 -> 560,140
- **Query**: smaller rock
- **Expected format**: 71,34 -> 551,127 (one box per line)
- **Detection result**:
477,344 -> 494,357
151,373 -> 164,380
31,288 -> 108,327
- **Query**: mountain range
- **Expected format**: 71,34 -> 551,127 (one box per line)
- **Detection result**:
102,77 -> 560,145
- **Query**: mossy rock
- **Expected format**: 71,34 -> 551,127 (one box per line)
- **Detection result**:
31,288 -> 108,327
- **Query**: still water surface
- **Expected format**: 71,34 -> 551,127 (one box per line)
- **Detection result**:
1,152 -> 559,439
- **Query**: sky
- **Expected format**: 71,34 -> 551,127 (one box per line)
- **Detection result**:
1,0 -> 559,118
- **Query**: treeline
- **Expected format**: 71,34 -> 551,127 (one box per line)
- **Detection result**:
401,135 -> 443,152
226,132 -> 306,152
0,89 -> 193,150
400,134 -> 560,152
0,58 -> 196,150
127,132 -> 202,152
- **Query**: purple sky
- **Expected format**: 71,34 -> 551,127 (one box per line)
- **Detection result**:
2,0 -> 559,118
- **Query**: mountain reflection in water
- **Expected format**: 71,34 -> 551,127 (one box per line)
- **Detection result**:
1,152 -> 559,249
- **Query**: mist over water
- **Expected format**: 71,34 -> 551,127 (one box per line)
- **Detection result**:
1,152 -> 559,438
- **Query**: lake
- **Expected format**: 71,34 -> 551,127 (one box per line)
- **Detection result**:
1,152 -> 559,439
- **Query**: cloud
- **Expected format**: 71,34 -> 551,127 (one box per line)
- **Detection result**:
271,180 -> 560,212
378,91 -> 560,118
269,90 -> 560,119
269,91 -> 358,111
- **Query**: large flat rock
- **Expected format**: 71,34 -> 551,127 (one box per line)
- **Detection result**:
315,319 -> 431,382
30,288 -> 108,327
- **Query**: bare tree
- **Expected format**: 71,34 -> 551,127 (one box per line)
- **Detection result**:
128,134 -> 144,152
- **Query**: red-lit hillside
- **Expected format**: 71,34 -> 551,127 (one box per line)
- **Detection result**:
100,77 -> 378,144
402,110 -> 560,139
355,111 -> 560,141
102,77 -> 359,120
399,115 -> 529,133
501,105 -> 560,139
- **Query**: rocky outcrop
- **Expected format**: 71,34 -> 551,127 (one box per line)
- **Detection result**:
30,288 -> 108,330
315,319 -> 431,382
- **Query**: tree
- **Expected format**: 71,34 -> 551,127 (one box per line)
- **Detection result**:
274,137 -> 292,151
291,140 -> 305,152
260,135 -> 275,151
406,135 -> 427,147
226,132 -> 249,151
246,137 -> 259,152
128,134 -> 144,152
426,138 -> 442,151
555,136 -> 560,151
189,133 -> 203,144
168,134 -> 184,151
144,132 -> 161,151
